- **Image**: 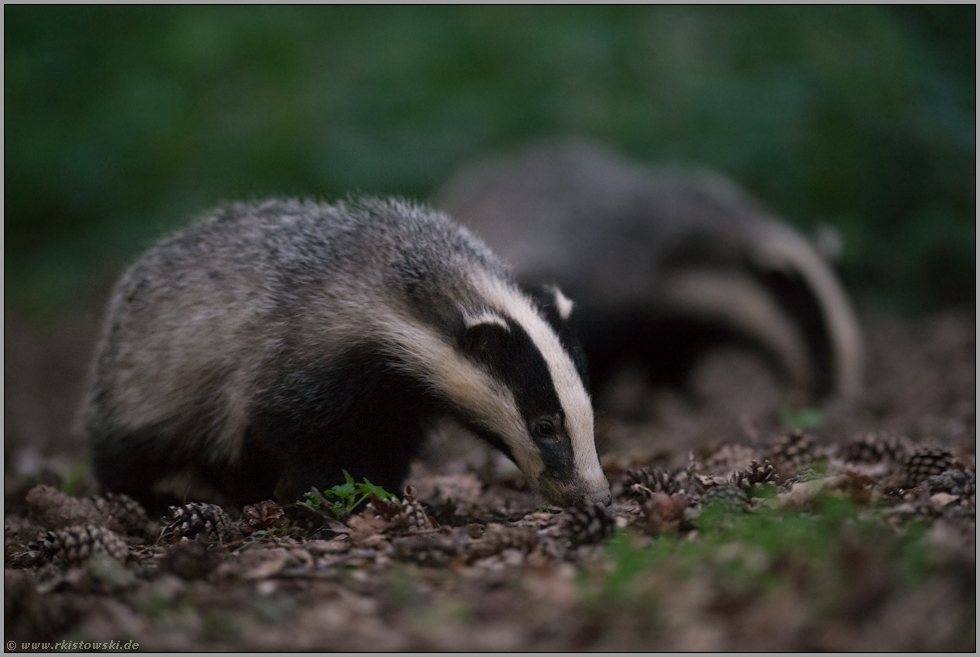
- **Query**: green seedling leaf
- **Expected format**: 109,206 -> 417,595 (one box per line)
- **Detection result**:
327,470 -> 358,502
304,487 -> 331,514
316,471 -> 399,520
359,478 -> 398,501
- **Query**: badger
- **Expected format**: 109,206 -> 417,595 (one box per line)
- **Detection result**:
79,197 -> 610,511
435,141 -> 863,403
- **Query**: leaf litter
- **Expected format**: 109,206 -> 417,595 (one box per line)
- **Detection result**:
3,310 -> 975,650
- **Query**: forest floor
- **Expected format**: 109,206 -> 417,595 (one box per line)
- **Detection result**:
4,306 -> 976,651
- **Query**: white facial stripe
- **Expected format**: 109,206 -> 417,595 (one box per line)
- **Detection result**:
372,312 -> 545,480
461,308 -> 511,331
551,286 -> 575,321
472,273 -> 606,492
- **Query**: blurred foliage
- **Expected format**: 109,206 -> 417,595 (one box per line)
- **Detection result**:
5,5 -> 975,316
779,406 -> 824,431
600,497 -> 935,602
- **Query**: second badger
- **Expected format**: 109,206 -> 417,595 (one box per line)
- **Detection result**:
81,197 -> 610,509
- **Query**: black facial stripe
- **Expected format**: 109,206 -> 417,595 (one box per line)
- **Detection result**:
490,318 -> 563,419
465,315 -> 576,480
535,431 -> 575,478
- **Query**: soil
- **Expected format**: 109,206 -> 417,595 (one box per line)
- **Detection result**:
4,306 -> 976,651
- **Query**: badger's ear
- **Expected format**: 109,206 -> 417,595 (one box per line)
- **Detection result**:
548,285 -> 575,321
528,284 -> 576,327
458,309 -> 510,360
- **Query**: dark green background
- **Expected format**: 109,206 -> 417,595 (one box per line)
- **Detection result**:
5,6 -> 975,317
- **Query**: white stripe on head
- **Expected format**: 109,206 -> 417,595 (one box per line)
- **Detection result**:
372,312 -> 545,481
471,272 -> 607,495
460,307 -> 511,332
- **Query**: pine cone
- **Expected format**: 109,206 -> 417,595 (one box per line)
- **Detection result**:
559,503 -> 616,547
399,496 -> 434,533
159,503 -> 239,545
730,460 -> 779,492
767,430 -> 822,477
467,523 -> 538,559
701,444 -> 759,478
701,483 -> 749,513
25,485 -> 154,540
841,433 -> 910,464
392,531 -> 469,566
25,485 -> 102,531
94,492 -> 153,538
242,501 -> 289,534
904,446 -> 956,487
31,525 -> 130,565
622,467 -> 682,501
924,469 -> 975,498
963,470 -> 976,497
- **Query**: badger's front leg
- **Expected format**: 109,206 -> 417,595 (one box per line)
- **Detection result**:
250,353 -> 434,502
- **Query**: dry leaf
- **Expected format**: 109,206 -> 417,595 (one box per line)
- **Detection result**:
348,511 -> 389,547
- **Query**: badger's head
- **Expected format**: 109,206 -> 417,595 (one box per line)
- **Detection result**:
445,276 -> 610,507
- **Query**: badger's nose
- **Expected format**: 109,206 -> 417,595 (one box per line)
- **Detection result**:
591,487 -> 612,506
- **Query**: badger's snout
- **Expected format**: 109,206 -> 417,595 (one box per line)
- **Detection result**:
590,486 -> 612,506
539,474 -> 611,507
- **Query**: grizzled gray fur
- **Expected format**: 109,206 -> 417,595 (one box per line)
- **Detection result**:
80,197 -> 608,511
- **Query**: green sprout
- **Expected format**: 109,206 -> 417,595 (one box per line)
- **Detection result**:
304,470 -> 399,521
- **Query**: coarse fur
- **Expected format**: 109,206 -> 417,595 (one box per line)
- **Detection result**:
435,141 -> 863,403
80,197 -> 610,511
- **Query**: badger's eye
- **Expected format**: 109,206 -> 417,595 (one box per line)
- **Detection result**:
532,418 -> 557,440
